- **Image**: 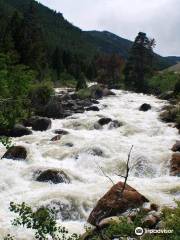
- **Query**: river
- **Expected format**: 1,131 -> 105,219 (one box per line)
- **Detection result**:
0,89 -> 179,239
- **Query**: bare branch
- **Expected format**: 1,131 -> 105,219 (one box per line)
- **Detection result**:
96,162 -> 114,186
120,145 -> 134,196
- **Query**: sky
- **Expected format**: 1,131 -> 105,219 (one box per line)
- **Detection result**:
38,0 -> 180,56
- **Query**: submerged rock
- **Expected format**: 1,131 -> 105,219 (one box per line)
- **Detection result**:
139,103 -> 151,112
86,106 -> 100,111
98,118 -> 112,126
2,146 -> 27,160
9,124 -> 32,137
54,129 -> 69,135
108,120 -> 122,129
87,181 -> 149,226
32,117 -> 51,131
50,135 -> 62,141
36,169 -> 70,184
170,153 -> 180,176
46,201 -> 83,221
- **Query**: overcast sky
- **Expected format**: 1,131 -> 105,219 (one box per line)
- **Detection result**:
39,0 -> 180,56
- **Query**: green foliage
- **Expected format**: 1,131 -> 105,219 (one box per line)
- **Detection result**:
9,202 -> 79,240
0,136 -> 13,149
76,88 -> 91,99
76,73 -> 87,91
29,81 -> 54,108
174,78 -> 180,96
0,53 -> 35,131
124,32 -> 155,93
160,201 -> 180,240
58,72 -> 77,87
148,72 -> 180,95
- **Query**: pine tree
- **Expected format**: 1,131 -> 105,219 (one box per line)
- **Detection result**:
52,47 -> 63,80
18,1 -> 47,79
76,72 -> 87,91
124,32 -> 155,92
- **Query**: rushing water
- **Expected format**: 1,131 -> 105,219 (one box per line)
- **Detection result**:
0,90 -> 180,239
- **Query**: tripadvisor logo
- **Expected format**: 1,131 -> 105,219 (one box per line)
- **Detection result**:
135,227 -> 144,236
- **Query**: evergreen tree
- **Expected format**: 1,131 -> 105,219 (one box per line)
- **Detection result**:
52,46 -> 63,80
76,72 -> 87,91
18,1 -> 47,79
124,32 -> 155,92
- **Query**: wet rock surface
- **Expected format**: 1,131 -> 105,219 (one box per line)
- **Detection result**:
32,117 -> 52,131
9,124 -> 32,137
139,103 -> 151,111
88,181 -> 149,226
36,169 -> 70,184
170,153 -> 180,176
2,146 -> 27,160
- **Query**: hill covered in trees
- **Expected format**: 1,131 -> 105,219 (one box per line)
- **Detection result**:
0,0 -> 178,77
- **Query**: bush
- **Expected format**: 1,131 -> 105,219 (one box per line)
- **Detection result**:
148,72 -> 180,95
76,73 -> 87,91
29,81 -> 54,108
58,72 -> 77,88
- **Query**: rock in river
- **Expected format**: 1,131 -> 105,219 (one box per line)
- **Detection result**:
32,117 -> 51,131
2,146 -> 27,160
36,169 -> 70,184
88,181 -> 149,226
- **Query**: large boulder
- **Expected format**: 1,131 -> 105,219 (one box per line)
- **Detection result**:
98,118 -> 112,126
9,124 -> 32,137
36,169 -> 70,184
170,153 -> 180,176
43,99 -> 63,119
172,141 -> 180,152
139,103 -> 151,112
2,146 -> 27,160
87,181 -> 149,226
32,117 -> 51,131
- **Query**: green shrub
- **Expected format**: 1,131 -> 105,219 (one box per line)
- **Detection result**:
59,72 -> 77,88
29,81 -> 54,108
76,73 -> 87,91
148,72 -> 180,95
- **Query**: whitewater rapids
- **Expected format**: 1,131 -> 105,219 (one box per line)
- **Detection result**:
0,90 -> 179,239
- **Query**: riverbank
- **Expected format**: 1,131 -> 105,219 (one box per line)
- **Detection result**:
0,89 -> 179,239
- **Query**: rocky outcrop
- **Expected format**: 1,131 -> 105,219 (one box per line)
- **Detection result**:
172,141 -> 180,152
170,153 -> 180,176
36,169 -> 70,184
9,124 -> 32,137
139,103 -> 151,112
2,146 -> 27,160
32,117 -> 51,131
87,181 -> 149,226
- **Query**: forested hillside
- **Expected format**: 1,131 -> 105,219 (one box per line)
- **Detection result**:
0,0 -> 178,77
